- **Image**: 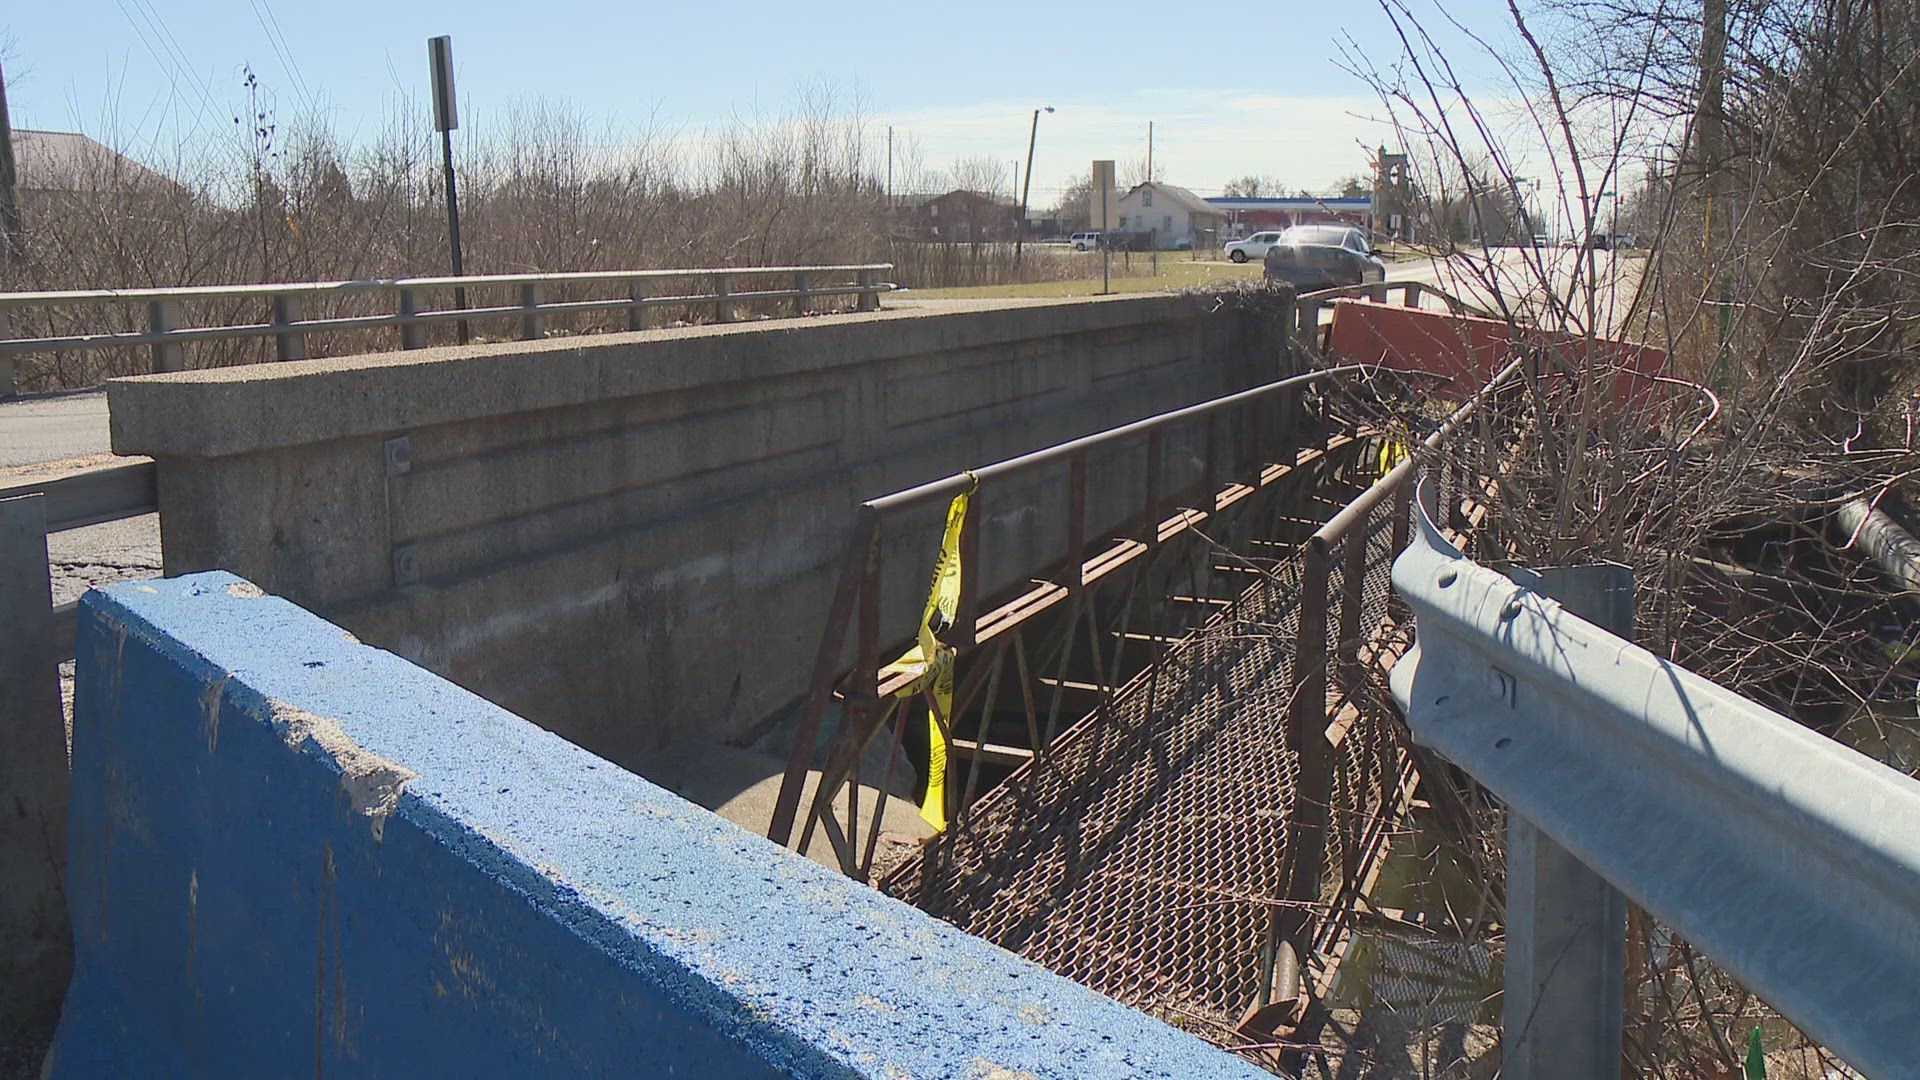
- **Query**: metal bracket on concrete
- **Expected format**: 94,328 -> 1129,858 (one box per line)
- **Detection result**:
1389,478 -> 1920,1079
392,545 -> 420,587
383,436 -> 412,477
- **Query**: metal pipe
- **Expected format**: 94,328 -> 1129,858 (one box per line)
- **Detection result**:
1835,495 -> 1920,597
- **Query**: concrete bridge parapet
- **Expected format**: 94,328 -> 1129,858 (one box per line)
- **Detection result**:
49,571 -> 1269,1078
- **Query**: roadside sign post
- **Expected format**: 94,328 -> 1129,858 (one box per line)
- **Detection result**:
1092,160 -> 1115,295
429,35 -> 468,345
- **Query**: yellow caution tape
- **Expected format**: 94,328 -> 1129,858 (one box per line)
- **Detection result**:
1378,439 -> 1409,478
878,475 -> 975,831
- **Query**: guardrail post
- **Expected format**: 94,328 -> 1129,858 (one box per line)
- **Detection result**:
1295,298 -> 1320,355
271,294 -> 307,361
857,268 -> 879,312
626,280 -> 648,332
397,289 -> 427,350
1400,282 -> 1423,308
792,272 -> 811,317
713,274 -> 732,323
0,493 -> 72,1057
1500,562 -> 1633,1080
1274,290 -> 1299,374
1,309 -> 15,398
148,300 -> 185,372
519,284 -> 546,340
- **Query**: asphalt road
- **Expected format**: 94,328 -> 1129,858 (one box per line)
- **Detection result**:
1,389 -> 161,607
1387,245 -> 1645,335
0,387 -> 112,468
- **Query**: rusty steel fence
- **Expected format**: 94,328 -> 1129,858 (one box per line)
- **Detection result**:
764,364 -> 1395,872
868,362 -> 1520,1068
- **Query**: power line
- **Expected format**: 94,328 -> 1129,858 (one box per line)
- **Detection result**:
250,0 -> 313,113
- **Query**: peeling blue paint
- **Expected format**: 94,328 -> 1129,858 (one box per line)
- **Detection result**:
51,572 -> 1270,1078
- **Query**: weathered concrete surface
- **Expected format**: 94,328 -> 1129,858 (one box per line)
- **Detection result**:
51,571 -> 1270,1079
0,495 -> 70,1080
107,294 -> 1289,772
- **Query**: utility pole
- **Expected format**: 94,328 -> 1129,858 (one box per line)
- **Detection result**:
0,56 -> 20,268
886,126 -> 893,210
1693,0 -> 1731,368
1146,121 -> 1153,182
1693,0 -> 1727,186
1015,106 -> 1052,261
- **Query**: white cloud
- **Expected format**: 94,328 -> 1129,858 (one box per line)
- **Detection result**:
874,89 -> 1407,204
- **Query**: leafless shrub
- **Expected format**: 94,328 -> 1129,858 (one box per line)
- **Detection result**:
1,82 -> 1074,390
1317,1 -> 1919,1074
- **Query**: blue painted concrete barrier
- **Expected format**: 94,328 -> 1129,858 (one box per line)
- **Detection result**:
50,572 -> 1269,1078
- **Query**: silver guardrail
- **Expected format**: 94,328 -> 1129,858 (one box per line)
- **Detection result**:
1389,479 -> 1920,1079
1,459 -> 159,663
0,263 -> 895,394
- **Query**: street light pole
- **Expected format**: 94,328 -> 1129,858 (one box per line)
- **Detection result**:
1015,105 -> 1053,261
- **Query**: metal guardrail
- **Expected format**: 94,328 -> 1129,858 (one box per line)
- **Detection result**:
0,263 -> 895,393
1,459 -> 159,664
1390,483 -> 1920,1079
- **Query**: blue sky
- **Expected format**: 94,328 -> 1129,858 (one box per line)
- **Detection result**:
3,0 -> 1529,203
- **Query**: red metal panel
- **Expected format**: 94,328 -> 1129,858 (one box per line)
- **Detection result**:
1325,299 -> 1666,412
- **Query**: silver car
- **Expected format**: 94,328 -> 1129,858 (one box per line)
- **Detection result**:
1262,226 -> 1387,289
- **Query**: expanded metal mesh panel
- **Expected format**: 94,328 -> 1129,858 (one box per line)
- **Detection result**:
884,560 -> 1309,1035
1338,927 -> 1498,1028
882,436 -> 1430,1061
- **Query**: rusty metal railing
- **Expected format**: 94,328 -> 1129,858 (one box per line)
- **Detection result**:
764,364 -> 1382,872
1278,360 -> 1521,1025
874,360 -> 1521,1065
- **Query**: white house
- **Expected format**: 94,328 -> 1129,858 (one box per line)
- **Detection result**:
1111,182 -> 1229,248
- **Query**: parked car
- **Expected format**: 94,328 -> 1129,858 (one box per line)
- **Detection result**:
1262,226 -> 1387,289
1559,232 -> 1611,250
1069,231 -> 1102,251
1223,231 -> 1286,263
